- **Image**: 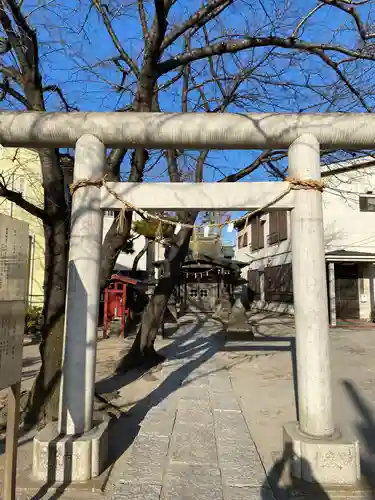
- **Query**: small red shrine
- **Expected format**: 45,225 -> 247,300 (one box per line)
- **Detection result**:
103,274 -> 138,338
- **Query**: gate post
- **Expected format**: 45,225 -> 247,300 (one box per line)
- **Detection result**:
284,134 -> 360,485
289,133 -> 333,438
33,134 -> 108,483
59,134 -> 105,435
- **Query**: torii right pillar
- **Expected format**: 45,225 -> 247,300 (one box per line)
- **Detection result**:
284,134 -> 360,485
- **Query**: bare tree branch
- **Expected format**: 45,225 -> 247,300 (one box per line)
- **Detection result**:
0,65 -> 21,81
157,67 -> 185,92
292,4 -> 324,37
138,0 -> 149,41
161,0 -> 233,50
43,85 -> 78,112
312,48 -> 372,111
92,0 -> 140,77
319,0 -> 375,40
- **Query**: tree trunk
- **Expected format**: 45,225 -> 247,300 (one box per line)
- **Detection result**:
24,151 -> 69,426
116,226 -> 193,372
25,221 -> 68,425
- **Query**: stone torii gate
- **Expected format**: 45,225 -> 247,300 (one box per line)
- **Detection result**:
1,111 -> 369,485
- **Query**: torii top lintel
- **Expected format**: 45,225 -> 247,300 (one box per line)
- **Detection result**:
0,111 -> 374,150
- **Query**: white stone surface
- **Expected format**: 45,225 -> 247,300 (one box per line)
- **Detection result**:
289,134 -> 334,438
101,181 -> 295,211
33,419 -> 109,482
2,111 -> 375,149
59,134 -> 105,435
284,422 -> 360,485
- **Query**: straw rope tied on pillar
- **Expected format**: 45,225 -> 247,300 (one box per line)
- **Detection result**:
69,175 -> 327,240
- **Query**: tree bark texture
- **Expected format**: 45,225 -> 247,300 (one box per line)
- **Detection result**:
116,224 -> 194,372
24,149 -> 69,426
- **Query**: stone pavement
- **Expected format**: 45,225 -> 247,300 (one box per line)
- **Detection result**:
106,315 -> 275,500
104,312 -> 375,500
5,312 -> 375,499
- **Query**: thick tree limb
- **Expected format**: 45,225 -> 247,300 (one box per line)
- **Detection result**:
0,179 -> 48,221
0,65 -> 22,82
157,36 -> 375,75
218,151 -> 276,183
0,79 -> 29,107
1,0 -> 43,107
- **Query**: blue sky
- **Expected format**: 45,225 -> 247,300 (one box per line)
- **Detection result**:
2,0 -> 374,244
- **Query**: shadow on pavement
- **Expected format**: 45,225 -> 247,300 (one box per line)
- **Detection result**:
264,442 -> 330,500
342,379 -> 375,499
98,313 -> 224,488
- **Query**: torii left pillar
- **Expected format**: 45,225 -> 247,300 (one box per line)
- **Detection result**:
32,135 -> 109,482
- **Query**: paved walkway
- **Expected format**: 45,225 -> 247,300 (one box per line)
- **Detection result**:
9,312 -> 375,498
107,315 -> 274,500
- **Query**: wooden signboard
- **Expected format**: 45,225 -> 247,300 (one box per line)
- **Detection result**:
0,214 -> 29,500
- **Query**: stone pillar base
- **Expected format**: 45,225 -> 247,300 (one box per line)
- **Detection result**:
283,422 -> 360,486
32,417 -> 109,483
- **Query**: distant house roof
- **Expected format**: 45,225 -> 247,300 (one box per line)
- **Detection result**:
321,155 -> 375,176
326,249 -> 375,262
110,273 -> 157,288
154,253 -> 248,270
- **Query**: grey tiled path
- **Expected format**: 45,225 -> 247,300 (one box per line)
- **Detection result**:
108,316 -> 273,500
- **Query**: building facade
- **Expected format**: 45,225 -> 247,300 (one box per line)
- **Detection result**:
235,156 -> 375,324
0,147 -> 156,307
0,147 -> 46,307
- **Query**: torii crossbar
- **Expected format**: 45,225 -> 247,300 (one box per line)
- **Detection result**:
13,111 -> 360,486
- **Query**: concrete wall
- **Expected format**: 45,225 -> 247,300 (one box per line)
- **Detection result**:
322,165 -> 375,254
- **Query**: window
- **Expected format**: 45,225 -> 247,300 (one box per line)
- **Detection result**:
16,176 -> 26,196
251,215 -> 264,251
359,195 -> 375,212
247,269 -> 261,300
242,232 -> 248,247
237,235 -> 243,248
264,263 -> 293,303
104,210 -> 116,217
268,211 -> 288,245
